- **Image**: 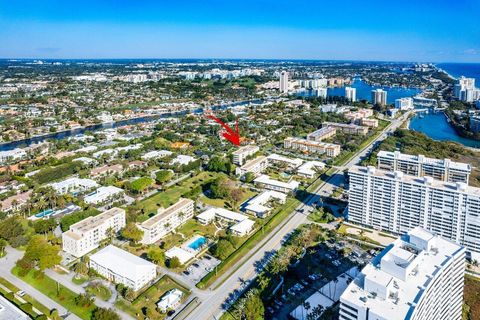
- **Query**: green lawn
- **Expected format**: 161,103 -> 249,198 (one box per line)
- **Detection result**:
12,267 -> 95,320
115,275 -> 190,319
85,283 -> 112,301
137,172 -> 223,221
197,196 -> 301,289
0,277 -> 52,318
200,188 -> 257,210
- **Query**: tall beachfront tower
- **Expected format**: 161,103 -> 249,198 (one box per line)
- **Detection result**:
340,227 -> 465,320
371,88 -> 387,106
279,71 -> 289,93
345,86 -> 356,102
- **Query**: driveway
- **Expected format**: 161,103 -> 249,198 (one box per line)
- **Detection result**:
0,246 -> 81,320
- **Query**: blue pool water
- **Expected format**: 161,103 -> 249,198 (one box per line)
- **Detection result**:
35,209 -> 54,218
188,236 -> 207,250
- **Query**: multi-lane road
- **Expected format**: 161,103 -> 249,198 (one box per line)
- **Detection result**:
185,111 -> 411,320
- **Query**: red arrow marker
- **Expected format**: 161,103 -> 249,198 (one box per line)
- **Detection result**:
206,113 -> 241,146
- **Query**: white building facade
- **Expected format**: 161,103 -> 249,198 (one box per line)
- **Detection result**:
62,207 -> 126,257
138,198 -> 194,244
340,227 -> 465,320
377,150 -> 471,183
348,165 -> 480,260
90,245 -> 157,291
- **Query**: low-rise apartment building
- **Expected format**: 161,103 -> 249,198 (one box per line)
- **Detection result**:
284,137 -> 341,157
254,174 -> 300,194
323,122 -> 369,135
84,186 -> 125,206
232,145 -> 259,165
306,127 -> 336,142
62,207 -> 126,257
138,198 -> 194,244
235,155 -> 269,176
89,245 -> 156,291
197,207 -> 255,236
50,177 -> 99,195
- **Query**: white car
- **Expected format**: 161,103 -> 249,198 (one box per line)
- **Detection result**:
17,290 -> 26,297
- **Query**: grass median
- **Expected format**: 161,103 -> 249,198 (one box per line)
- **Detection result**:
197,196 -> 301,289
12,267 -> 95,320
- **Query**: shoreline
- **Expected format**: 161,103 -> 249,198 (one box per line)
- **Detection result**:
0,98 -> 263,151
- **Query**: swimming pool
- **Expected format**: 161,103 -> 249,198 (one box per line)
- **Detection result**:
187,236 -> 207,251
35,209 -> 54,218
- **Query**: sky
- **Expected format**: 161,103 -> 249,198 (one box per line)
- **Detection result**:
0,0 -> 479,62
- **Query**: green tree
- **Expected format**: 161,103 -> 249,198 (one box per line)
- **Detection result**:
0,239 -> 7,257
147,247 -> 165,265
211,239 -> 235,260
167,256 -> 181,268
120,223 -> 144,244
33,219 -> 57,235
244,172 -> 256,183
155,170 -> 173,184
91,308 -> 120,320
18,235 -> 61,271
74,261 -> 89,275
128,177 -> 154,194
210,177 -> 232,199
244,290 -> 264,320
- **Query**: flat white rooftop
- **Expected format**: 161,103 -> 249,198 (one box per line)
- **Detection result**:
377,150 -> 471,172
350,165 -> 480,196
254,174 -> 300,191
341,227 -> 464,320
90,245 -> 156,280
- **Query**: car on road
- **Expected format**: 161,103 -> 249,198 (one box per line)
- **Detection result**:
17,290 -> 26,297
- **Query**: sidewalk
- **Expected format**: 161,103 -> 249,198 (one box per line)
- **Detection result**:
0,247 -> 80,320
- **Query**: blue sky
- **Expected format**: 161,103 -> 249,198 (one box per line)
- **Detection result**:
0,0 -> 479,62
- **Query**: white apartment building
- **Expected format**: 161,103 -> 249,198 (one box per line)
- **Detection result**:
284,137 -> 341,157
0,148 -> 27,164
314,87 -> 328,98
89,245 -> 156,291
454,76 -> 480,102
50,177 -> 99,195
232,145 -> 259,165
377,150 -> 471,183
344,86 -> 356,102
371,89 -> 387,106
244,190 -> 286,218
267,153 -> 303,168
395,97 -> 414,110
297,161 -> 325,178
279,71 -> 289,93
254,174 -> 300,194
197,207 -> 255,236
84,186 -> 125,206
62,207 -> 126,257
323,122 -> 369,135
142,150 -> 173,160
348,165 -> 480,260
340,227 -> 465,320
138,198 -> 194,244
235,155 -> 269,176
306,127 -> 336,142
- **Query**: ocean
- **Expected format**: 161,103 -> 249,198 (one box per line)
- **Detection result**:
437,63 -> 480,84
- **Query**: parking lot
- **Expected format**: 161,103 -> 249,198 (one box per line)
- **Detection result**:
181,254 -> 221,285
